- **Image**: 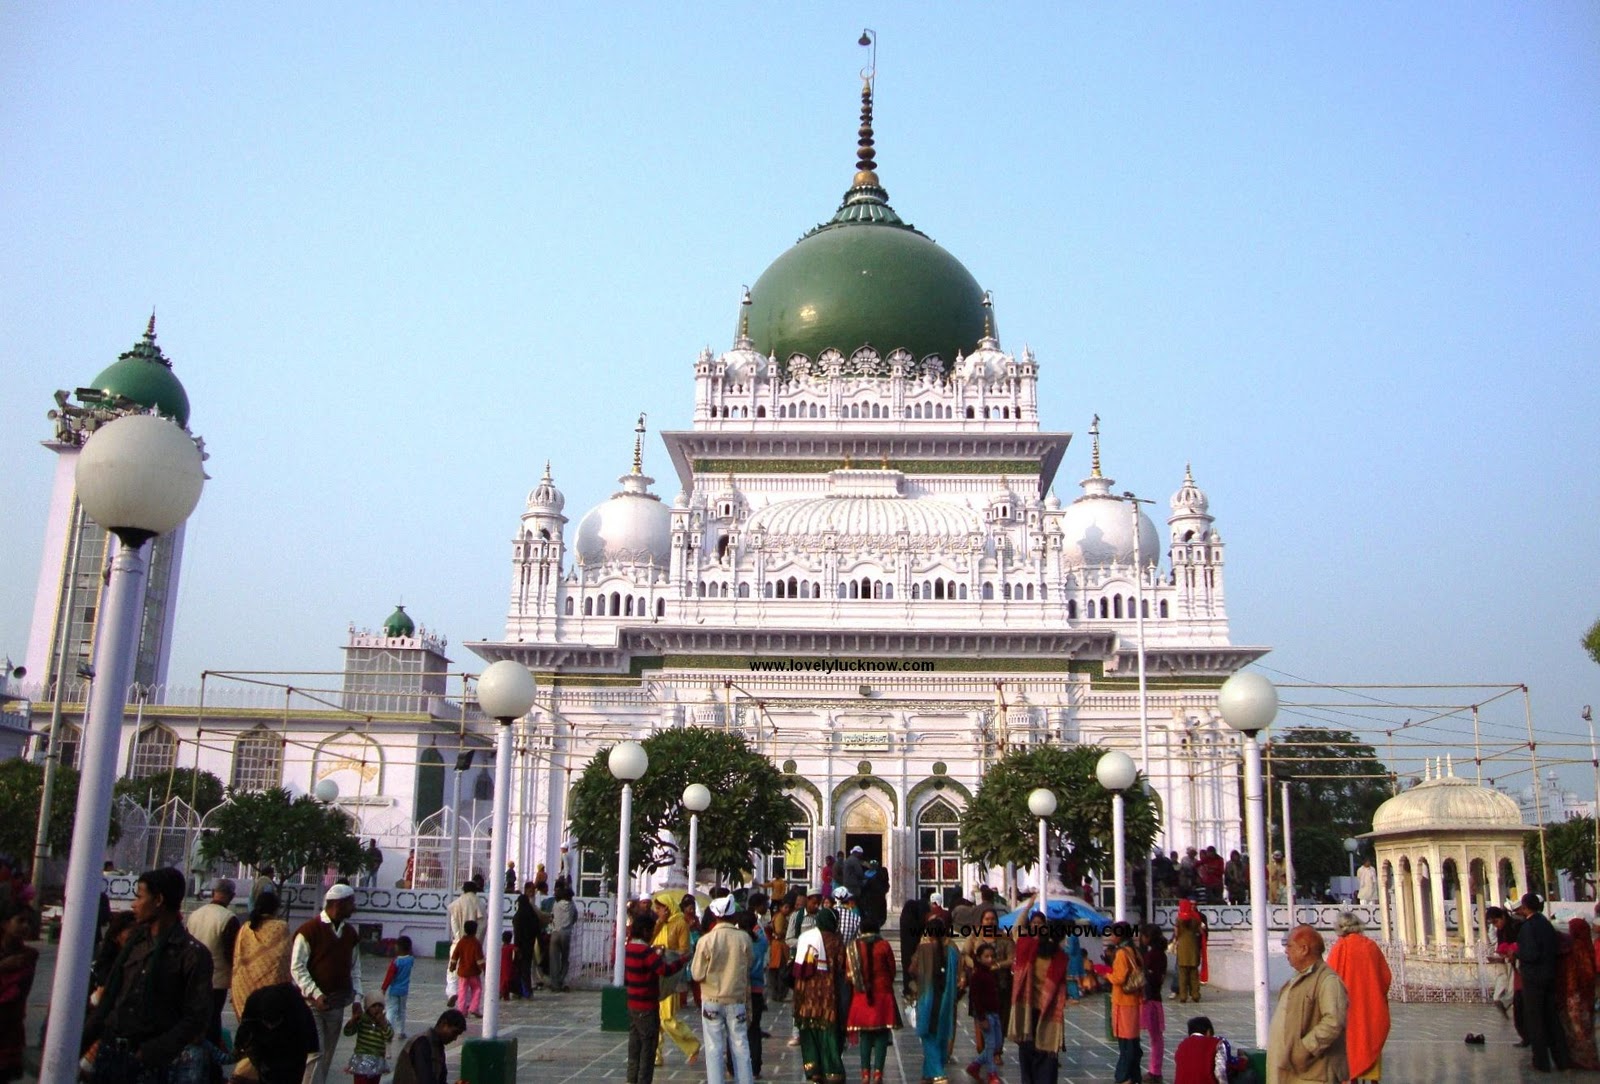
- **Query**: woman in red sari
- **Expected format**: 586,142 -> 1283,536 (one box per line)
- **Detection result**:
845,920 -> 902,1084
1560,918 -> 1600,1070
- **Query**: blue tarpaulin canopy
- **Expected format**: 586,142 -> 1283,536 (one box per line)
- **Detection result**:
996,894 -> 1110,931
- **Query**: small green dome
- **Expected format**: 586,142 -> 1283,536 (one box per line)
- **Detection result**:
745,184 -> 990,369
383,605 -> 416,637
83,318 -> 191,427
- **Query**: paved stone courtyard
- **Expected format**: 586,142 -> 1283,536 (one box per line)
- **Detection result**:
19,946 -> 1575,1081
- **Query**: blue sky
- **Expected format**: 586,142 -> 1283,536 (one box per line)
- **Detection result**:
2,5 -> 1596,790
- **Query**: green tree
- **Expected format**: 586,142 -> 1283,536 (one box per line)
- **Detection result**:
1582,617 -> 1600,667
566,729 -> 792,882
1264,727 -> 1393,894
197,787 -> 365,890
1541,816 -> 1597,899
0,758 -> 120,864
115,767 -> 226,814
959,744 -> 1160,887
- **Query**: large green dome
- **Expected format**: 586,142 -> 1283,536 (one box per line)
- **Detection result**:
83,319 -> 191,427
745,201 -> 990,369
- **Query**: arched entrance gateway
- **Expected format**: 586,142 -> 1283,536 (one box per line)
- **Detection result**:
1364,759 -> 1530,999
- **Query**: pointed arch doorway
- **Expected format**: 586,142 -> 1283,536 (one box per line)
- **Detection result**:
841,796 -> 888,865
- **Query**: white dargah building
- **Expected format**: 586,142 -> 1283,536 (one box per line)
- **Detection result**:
468,81 -> 1268,905
18,79 -> 1267,918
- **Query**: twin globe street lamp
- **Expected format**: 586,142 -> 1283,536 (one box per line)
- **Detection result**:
682,782 -> 711,893
40,414 -> 205,1082
1217,669 -> 1279,1048
1096,750 -> 1138,923
475,659 -> 538,1040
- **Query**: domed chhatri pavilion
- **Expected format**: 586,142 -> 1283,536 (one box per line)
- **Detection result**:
469,71 -> 1265,903
1365,757 -> 1530,984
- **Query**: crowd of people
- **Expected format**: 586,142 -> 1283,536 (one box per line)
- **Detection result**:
1487,891 -> 1600,1074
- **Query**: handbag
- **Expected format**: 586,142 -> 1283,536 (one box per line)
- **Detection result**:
660,948 -> 687,997
1120,947 -> 1145,995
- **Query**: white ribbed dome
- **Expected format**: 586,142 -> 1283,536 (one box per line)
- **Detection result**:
1170,464 -> 1209,517
525,462 -> 565,515
958,336 -> 1009,382
1060,477 -> 1159,567
1370,775 -> 1526,834
574,473 -> 671,568
746,495 -> 979,540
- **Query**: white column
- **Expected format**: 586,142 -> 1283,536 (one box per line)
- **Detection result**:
1429,848 -> 1449,954
483,725 -> 514,1038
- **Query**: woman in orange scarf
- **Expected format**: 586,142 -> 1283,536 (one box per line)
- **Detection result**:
1325,911 -> 1391,1082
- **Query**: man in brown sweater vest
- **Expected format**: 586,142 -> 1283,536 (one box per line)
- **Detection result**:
292,883 -> 364,1084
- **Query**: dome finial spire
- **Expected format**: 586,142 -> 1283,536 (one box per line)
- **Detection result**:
739,286 -> 752,343
145,309 -> 157,340
1089,414 -> 1103,478
853,30 -> 879,188
632,412 -> 647,475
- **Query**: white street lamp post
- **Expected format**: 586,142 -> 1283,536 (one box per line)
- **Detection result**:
476,660 -> 537,1040
1345,837 -> 1360,880
1097,750 -> 1138,924
683,783 -> 711,894
1124,491 -> 1154,922
41,415 -> 203,1082
608,741 -> 649,987
1218,670 -> 1279,1049
1585,707 -> 1598,900
1282,780 -> 1295,921
1028,788 -> 1056,919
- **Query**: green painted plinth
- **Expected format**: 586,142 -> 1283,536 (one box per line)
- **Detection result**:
1247,1048 -> 1267,1080
601,984 -> 631,1032
460,1036 -> 518,1084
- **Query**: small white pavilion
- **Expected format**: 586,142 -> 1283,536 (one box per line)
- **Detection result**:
1364,757 -> 1529,994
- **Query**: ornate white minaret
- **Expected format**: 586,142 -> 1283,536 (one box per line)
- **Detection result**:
512,462 -> 566,633
1168,464 -> 1225,619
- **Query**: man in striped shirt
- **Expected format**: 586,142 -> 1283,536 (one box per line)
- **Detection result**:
833,886 -> 861,943
626,911 -> 687,1084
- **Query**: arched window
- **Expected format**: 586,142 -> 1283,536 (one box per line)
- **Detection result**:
787,576 -> 798,598
958,584 -> 968,600
768,582 -> 778,598
933,580 -> 944,600
1159,600 -> 1169,618
610,592 -> 622,616
584,597 -> 594,616
625,596 -> 634,616
883,583 -> 893,600
1026,584 -> 1035,600
129,723 -> 178,780
56,722 -> 81,770
911,583 -> 921,600
965,407 -> 975,419
231,726 -> 283,792
916,798 -> 964,901
1113,596 -> 1123,618
656,598 -> 666,617
812,581 -> 821,598
848,581 -> 860,599
1140,598 -> 1149,618
981,583 -> 994,600
756,406 -> 766,418
1100,598 -> 1109,618
564,597 -> 574,615
415,747 -> 445,824
1067,599 -> 1078,619
738,583 -> 750,598
636,595 -> 646,615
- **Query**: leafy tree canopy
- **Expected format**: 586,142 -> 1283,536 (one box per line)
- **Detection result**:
1265,727 -> 1393,893
197,787 -> 365,886
1583,617 -> 1600,668
1536,816 -> 1596,899
567,728 -> 792,882
114,767 -> 226,814
959,744 -> 1160,885
0,758 -> 119,864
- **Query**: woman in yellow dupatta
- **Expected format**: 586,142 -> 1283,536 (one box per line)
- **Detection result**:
230,890 -> 291,1018
651,890 -> 701,1067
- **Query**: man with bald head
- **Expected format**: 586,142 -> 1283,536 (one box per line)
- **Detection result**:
1267,924 -> 1348,1084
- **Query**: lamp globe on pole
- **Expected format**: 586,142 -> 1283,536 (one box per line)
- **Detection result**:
477,659 -> 536,1039
1027,787 -> 1056,919
41,413 -> 204,1083
683,783 -> 711,894
1344,836 -> 1361,879
608,740 -> 649,1000
313,778 -> 341,804
1096,750 -> 1137,922
1218,669 -> 1278,1048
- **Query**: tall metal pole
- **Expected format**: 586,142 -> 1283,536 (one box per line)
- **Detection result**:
1524,686 -> 1553,897
448,761 -> 464,889
1243,732 -> 1270,1047
1126,493 -> 1153,923
40,540 -> 148,1081
1112,791 -> 1127,924
1037,816 -> 1048,918
34,501 -> 86,884
1585,706 -> 1598,901
612,782 -> 635,988
1282,780 -> 1295,921
483,721 -> 514,1038
687,811 -> 700,896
